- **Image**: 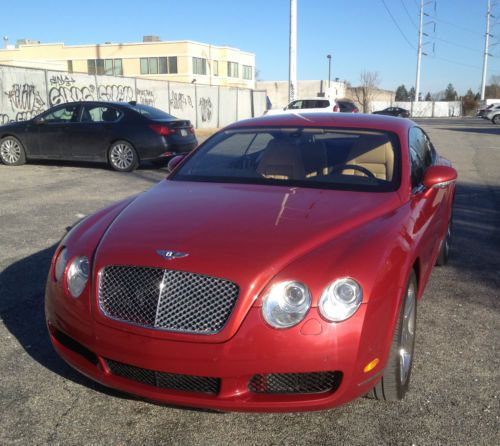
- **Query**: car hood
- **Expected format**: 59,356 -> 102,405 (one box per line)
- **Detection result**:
0,120 -> 28,130
93,180 -> 402,340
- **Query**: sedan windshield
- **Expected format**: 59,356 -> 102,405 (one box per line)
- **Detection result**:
173,127 -> 400,192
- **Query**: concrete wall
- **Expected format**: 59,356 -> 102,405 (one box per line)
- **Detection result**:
256,80 -> 347,110
371,100 -> 462,117
0,65 -> 266,127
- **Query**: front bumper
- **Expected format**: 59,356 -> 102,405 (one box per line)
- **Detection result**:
45,280 -> 386,412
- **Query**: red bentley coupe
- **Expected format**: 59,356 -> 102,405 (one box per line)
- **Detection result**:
45,113 -> 457,412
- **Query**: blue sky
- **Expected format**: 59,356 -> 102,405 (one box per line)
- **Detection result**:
3,0 -> 499,95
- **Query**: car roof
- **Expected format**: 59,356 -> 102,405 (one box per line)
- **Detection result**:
227,113 -> 414,134
48,101 -> 137,109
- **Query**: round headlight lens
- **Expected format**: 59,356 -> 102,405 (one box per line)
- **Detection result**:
319,278 -> 363,322
54,247 -> 68,282
66,256 -> 90,298
262,281 -> 311,329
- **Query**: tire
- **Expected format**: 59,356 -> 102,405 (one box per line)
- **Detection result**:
369,271 -> 417,401
436,218 -> 452,266
492,115 -> 500,125
108,140 -> 139,172
0,136 -> 26,166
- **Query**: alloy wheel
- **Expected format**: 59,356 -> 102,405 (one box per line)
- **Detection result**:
0,139 -> 22,164
110,143 -> 134,170
399,282 -> 416,385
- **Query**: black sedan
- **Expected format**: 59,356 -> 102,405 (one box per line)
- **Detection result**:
372,107 -> 410,118
0,101 -> 197,171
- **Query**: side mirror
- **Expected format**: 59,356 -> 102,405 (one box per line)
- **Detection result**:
167,155 -> 185,173
35,117 -> 46,125
423,165 -> 457,189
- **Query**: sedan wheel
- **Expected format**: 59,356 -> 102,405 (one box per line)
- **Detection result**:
108,141 -> 139,172
493,115 -> 500,125
0,136 -> 26,166
436,218 -> 452,266
369,271 -> 417,401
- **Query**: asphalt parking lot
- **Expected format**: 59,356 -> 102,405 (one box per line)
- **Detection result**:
0,118 -> 499,445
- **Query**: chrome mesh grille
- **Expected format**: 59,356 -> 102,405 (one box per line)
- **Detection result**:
248,371 -> 342,394
98,266 -> 239,334
106,359 -> 220,394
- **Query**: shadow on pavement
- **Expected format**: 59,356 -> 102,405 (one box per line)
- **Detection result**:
438,126 -> 500,136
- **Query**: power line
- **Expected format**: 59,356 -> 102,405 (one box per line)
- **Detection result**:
401,0 -> 418,29
381,0 -> 416,49
433,17 -> 483,37
429,54 -> 482,70
434,36 -> 483,54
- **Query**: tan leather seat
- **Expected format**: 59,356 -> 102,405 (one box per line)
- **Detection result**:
343,135 -> 394,180
300,140 -> 329,178
256,139 -> 304,180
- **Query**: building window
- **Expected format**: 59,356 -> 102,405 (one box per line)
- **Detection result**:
227,61 -> 239,78
140,57 -> 177,75
104,59 -> 114,76
193,57 -> 207,75
96,59 -> 105,75
67,60 -> 73,73
169,57 -> 178,74
213,60 -> 219,76
114,59 -> 123,76
242,65 -> 253,80
149,57 -> 158,74
140,58 -> 148,75
87,59 -> 121,76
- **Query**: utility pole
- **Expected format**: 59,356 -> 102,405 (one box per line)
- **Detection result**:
289,0 -> 297,102
481,0 -> 492,101
415,0 -> 424,103
327,54 -> 332,89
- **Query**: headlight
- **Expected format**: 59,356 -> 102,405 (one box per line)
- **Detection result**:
262,281 -> 311,329
54,247 -> 68,281
319,278 -> 363,322
66,256 -> 90,298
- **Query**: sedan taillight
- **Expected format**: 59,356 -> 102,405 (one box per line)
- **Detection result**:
149,124 -> 175,136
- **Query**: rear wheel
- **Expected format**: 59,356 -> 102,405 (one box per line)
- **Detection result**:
370,271 -> 417,401
108,141 -> 139,172
0,136 -> 26,166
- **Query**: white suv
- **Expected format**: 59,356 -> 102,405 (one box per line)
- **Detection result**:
266,98 -> 341,115
485,104 -> 500,125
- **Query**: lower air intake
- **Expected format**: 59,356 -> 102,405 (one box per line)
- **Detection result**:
106,359 -> 220,395
248,371 -> 342,394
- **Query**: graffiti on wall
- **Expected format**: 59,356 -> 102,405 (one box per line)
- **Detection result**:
0,114 -> 10,124
97,85 -> 134,102
4,83 -> 46,121
169,90 -> 194,111
199,97 -> 213,122
48,75 -> 96,106
136,88 -> 156,106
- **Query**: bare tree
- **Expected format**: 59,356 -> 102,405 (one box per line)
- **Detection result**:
351,71 -> 381,113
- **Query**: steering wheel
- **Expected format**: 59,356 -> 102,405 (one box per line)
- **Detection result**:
330,164 -> 376,178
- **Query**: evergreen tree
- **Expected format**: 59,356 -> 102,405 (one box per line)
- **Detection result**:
408,87 -> 416,101
444,83 -> 458,101
425,92 -> 432,101
395,84 -> 409,101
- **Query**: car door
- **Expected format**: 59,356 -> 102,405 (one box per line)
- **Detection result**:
408,127 -> 447,277
66,104 -> 122,161
35,104 -> 80,159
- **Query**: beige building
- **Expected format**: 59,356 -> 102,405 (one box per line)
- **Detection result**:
0,36 -> 256,89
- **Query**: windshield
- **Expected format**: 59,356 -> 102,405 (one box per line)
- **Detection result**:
130,103 -> 175,120
173,127 -> 401,192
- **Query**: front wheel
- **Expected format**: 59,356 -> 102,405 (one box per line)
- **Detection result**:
108,141 -> 139,172
436,218 -> 452,266
0,136 -> 26,166
370,271 -> 417,401
492,115 -> 500,125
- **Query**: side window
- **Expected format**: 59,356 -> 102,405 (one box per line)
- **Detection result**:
81,106 -> 122,123
42,105 -> 79,123
288,101 -> 302,110
409,127 -> 426,189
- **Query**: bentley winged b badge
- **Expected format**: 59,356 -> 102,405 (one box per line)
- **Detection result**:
156,250 -> 189,260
